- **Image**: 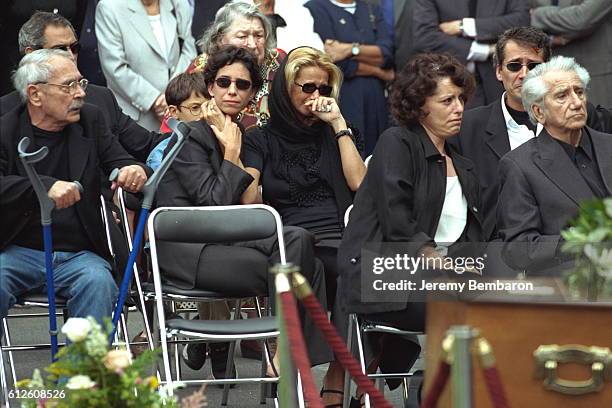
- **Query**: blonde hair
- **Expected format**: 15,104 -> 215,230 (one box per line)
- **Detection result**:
284,47 -> 343,100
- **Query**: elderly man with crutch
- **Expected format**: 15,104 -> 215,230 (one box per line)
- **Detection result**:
0,49 -> 150,355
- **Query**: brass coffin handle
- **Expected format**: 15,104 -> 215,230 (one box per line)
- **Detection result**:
533,344 -> 611,395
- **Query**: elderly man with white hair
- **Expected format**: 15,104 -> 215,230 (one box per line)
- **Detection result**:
497,55 -> 612,275
0,49 -> 149,325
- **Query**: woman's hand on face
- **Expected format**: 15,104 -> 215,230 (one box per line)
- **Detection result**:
210,115 -> 241,154
305,96 -> 342,124
200,99 -> 225,131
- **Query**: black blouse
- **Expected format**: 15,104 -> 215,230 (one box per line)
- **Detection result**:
243,129 -> 343,236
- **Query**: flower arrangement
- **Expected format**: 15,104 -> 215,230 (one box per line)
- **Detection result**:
561,197 -> 612,300
16,317 -> 206,407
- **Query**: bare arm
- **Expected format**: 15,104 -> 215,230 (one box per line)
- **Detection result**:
307,97 -> 366,191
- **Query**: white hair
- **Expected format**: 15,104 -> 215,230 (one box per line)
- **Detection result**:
521,55 -> 591,124
12,49 -> 73,103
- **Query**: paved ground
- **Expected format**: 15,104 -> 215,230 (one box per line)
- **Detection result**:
1,307 -> 422,407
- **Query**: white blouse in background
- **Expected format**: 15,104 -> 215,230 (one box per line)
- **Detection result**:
434,176 -> 468,245
148,14 -> 167,61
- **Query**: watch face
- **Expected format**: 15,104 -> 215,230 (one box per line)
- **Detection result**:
352,45 -> 360,56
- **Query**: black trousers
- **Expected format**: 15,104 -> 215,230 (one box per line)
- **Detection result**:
359,304 -> 425,390
194,226 -> 333,366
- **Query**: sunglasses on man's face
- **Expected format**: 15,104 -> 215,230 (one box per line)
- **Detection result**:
214,77 -> 252,91
505,61 -> 541,72
50,42 -> 81,54
294,82 -> 333,97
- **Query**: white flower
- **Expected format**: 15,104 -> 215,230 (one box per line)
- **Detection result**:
61,318 -> 92,342
103,349 -> 132,371
158,381 -> 185,403
66,375 -> 96,390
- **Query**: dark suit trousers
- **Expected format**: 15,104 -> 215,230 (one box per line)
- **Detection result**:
194,226 -> 333,366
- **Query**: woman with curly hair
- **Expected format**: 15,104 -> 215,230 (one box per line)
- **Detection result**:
332,53 -> 485,405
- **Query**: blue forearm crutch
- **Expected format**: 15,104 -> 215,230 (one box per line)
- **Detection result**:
17,137 -> 84,361
109,118 -> 190,344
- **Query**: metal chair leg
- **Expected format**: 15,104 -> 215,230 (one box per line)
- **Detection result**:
1,328 -> 11,408
354,315 -> 371,408
343,314 -> 355,408
254,296 -> 274,404
133,272 -> 155,351
169,302 -> 182,382
402,377 -> 409,406
154,291 -> 174,391
221,300 -> 242,406
2,318 -> 16,390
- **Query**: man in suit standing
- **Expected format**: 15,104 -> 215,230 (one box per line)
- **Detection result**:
413,0 -> 530,107
1,12 -> 164,163
530,0 -> 612,107
0,49 -> 149,324
497,56 -> 612,274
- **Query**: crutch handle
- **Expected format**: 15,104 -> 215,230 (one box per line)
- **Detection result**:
18,137 -> 55,225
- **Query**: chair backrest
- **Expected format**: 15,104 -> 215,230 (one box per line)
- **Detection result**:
151,205 -> 281,244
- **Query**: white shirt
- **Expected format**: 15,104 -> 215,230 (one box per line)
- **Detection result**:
276,3 -> 325,52
148,14 -> 167,61
500,92 -> 543,150
330,0 -> 357,14
434,177 -> 468,245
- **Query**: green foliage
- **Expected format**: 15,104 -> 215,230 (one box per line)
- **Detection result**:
16,317 -> 180,408
561,198 -> 612,299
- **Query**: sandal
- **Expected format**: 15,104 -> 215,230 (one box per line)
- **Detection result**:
319,388 -> 344,408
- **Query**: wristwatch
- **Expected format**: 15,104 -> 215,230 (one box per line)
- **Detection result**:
335,128 -> 353,141
351,42 -> 360,56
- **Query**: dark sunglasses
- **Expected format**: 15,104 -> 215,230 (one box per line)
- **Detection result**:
294,82 -> 333,97
51,42 -> 81,54
214,77 -> 252,90
505,61 -> 541,72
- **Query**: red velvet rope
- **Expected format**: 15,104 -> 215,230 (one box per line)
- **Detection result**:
420,361 -> 450,408
280,291 -> 324,408
481,366 -> 510,408
300,293 -> 393,408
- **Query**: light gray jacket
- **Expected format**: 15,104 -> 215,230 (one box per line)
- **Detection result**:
96,0 -> 196,130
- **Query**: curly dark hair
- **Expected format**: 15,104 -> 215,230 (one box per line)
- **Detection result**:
389,53 -> 475,127
203,45 -> 264,94
494,27 -> 551,67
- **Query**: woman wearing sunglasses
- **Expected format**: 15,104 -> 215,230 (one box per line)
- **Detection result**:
242,46 -> 366,403
156,45 -> 332,383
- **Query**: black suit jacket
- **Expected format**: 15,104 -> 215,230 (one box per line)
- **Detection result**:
497,128 -> 612,274
155,121 -> 254,288
452,98 -> 612,240
0,104 -> 147,261
413,0 -> 529,105
338,125 -> 484,314
1,85 -> 164,163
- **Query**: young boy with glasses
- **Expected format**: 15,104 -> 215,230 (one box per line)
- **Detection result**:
146,72 -> 208,170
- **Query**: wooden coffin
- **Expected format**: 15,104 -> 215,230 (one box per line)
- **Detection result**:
425,296 -> 612,407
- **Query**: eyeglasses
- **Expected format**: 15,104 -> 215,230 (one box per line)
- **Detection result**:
294,82 -> 333,97
50,42 -> 82,54
214,77 -> 252,90
36,78 -> 88,95
179,104 -> 203,116
505,61 -> 541,72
